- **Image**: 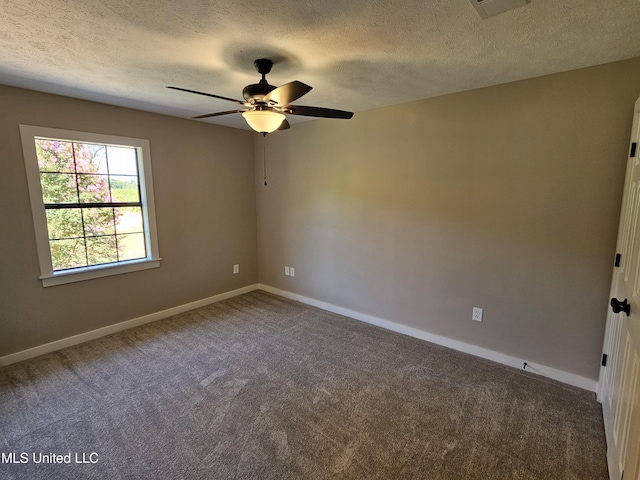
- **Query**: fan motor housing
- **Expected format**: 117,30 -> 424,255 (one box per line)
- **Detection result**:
242,82 -> 276,103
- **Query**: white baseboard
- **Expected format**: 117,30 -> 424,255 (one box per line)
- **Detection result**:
258,284 -> 598,392
0,284 -> 260,367
1,282 -> 598,392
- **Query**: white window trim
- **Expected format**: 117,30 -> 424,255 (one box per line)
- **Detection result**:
20,125 -> 161,287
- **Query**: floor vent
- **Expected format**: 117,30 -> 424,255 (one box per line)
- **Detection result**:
470,0 -> 530,18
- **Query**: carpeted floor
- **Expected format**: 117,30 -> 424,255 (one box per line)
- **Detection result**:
0,290 -> 609,479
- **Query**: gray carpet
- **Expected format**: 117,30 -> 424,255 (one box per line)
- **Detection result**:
0,290 -> 608,479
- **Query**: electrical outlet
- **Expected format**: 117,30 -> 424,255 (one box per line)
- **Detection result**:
285,266 -> 290,276
472,307 -> 483,322
233,264 -> 239,274
289,267 -> 295,277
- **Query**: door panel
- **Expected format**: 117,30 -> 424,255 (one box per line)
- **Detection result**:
600,96 -> 640,480
612,335 -> 638,473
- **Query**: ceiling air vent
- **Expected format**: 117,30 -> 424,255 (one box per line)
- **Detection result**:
470,0 -> 530,18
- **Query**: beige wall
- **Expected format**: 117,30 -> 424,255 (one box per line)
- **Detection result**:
256,57 -> 640,381
0,85 -> 258,357
3,57 -> 640,380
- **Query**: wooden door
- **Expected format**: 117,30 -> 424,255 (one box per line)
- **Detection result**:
599,96 -> 640,480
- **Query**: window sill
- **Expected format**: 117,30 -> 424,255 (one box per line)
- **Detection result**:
40,258 -> 161,287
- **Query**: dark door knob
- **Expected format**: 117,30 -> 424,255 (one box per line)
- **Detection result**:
611,297 -> 631,316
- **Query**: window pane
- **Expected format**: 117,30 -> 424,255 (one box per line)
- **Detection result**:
46,209 -> 83,240
23,126 -> 160,284
40,173 -> 78,203
77,174 -> 112,203
86,236 -> 118,265
118,233 -> 146,261
115,207 -> 143,234
110,175 -> 140,203
35,139 -> 75,172
107,146 -> 138,175
82,208 -> 115,237
50,238 -> 87,271
75,143 -> 107,174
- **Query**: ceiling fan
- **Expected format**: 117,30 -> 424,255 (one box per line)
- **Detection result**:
167,58 -> 354,134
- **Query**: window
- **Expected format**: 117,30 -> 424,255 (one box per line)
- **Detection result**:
20,125 -> 161,287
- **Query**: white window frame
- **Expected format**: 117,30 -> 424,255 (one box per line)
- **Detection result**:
20,125 -> 161,287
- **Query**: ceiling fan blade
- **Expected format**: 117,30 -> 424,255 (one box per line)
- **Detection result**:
284,105 -> 354,119
278,118 -> 291,130
263,81 -> 312,106
193,109 -> 246,119
167,86 -> 245,105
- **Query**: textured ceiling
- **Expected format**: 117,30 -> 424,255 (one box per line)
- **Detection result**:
1,0 -> 640,130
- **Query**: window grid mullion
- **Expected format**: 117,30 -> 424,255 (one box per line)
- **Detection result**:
80,207 -> 89,267
72,142 -> 80,203
44,202 -> 141,209
50,232 -> 136,242
113,207 -> 121,262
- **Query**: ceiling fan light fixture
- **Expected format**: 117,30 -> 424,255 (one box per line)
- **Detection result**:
242,110 -> 286,134
170,58 -> 353,129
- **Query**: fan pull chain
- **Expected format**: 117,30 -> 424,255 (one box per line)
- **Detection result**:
262,132 -> 268,186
